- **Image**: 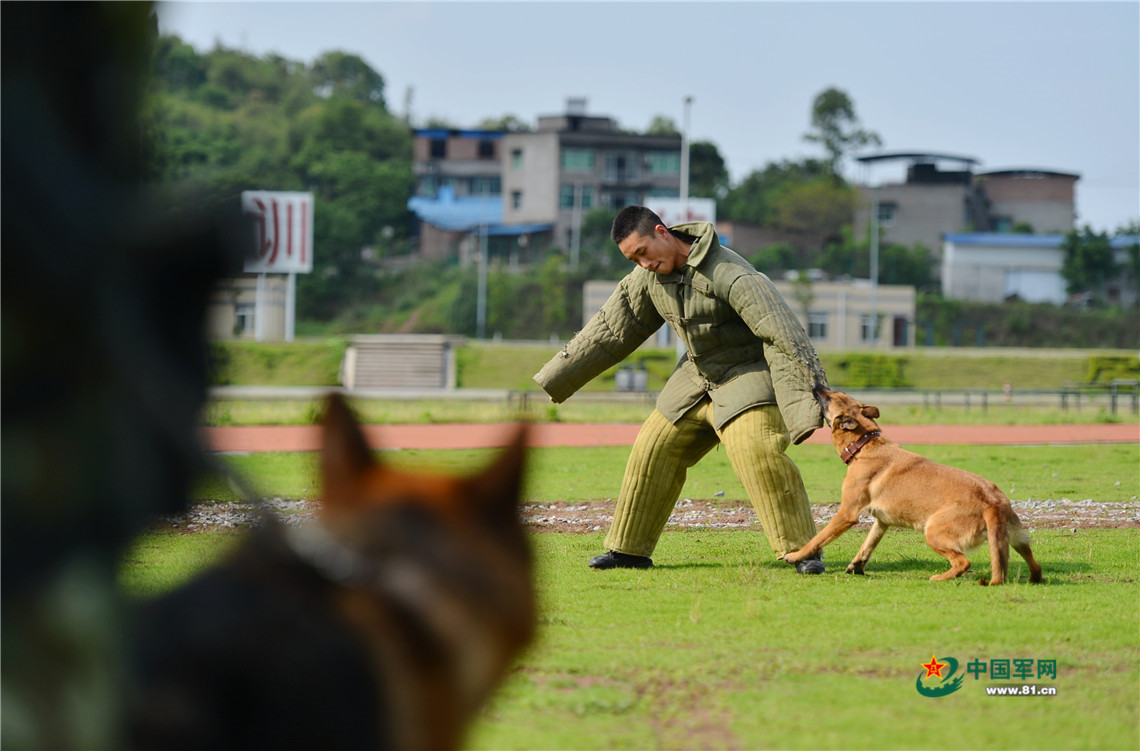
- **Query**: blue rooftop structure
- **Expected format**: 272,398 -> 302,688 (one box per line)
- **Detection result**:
944,233 -> 1140,248
407,186 -> 552,236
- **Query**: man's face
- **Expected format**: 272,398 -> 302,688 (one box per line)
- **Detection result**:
617,225 -> 682,275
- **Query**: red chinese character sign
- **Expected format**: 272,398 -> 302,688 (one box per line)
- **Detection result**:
241,191 -> 314,274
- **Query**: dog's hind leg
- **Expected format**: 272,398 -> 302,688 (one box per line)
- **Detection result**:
1008,513 -> 1043,583
926,546 -> 972,581
982,506 -> 1010,585
847,518 -> 887,574
924,517 -> 973,581
1012,540 -> 1043,583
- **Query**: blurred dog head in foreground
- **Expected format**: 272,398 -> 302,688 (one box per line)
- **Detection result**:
129,394 -> 536,751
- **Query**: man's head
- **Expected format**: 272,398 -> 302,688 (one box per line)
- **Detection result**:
610,206 -> 691,275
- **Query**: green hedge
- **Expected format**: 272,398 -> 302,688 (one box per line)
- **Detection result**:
208,339 -> 346,386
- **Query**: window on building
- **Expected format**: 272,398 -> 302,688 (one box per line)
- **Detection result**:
470,176 -> 501,195
511,190 -> 522,210
646,151 -> 681,174
511,148 -> 523,169
560,184 -> 595,209
561,147 -> 595,171
808,312 -> 828,340
646,188 -> 679,199
418,176 -> 438,196
478,140 -> 496,159
606,154 -> 634,181
860,314 -> 879,342
234,303 -> 255,337
430,138 -> 447,158
876,202 -> 897,226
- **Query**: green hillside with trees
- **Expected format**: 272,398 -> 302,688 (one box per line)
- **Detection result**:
145,37 -> 1138,347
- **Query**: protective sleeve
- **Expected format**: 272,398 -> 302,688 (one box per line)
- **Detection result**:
727,272 -> 829,443
533,274 -> 664,403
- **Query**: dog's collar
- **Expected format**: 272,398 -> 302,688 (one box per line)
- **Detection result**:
841,431 -> 881,464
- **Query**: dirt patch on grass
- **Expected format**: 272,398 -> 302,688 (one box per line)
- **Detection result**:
154,498 -> 1140,534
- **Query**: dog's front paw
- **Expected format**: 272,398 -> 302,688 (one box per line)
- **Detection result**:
783,549 -> 809,564
846,561 -> 865,575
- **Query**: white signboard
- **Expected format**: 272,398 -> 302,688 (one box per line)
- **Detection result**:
647,197 -> 717,228
241,191 -> 314,274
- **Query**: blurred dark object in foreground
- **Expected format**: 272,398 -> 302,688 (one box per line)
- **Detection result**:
1,3 -> 249,747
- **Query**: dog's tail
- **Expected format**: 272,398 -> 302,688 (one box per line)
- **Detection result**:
982,505 -> 1009,586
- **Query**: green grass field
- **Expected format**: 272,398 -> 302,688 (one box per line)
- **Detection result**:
193,443 -> 1139,507
125,440 -> 1140,750
120,526 -> 1139,750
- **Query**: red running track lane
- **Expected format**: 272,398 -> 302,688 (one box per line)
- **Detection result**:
201,422 -> 1139,453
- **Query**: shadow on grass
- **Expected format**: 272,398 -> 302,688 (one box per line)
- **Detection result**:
822,555 -> 1095,585
638,562 -> 729,571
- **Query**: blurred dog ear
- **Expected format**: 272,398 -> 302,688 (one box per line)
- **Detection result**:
321,393 -> 376,505
861,405 -> 880,420
468,423 -> 529,524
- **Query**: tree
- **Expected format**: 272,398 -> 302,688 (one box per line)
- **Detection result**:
153,35 -> 206,91
802,87 -> 881,178
575,208 -> 624,278
747,244 -> 798,278
720,158 -> 828,225
646,115 -> 679,135
475,114 -> 531,132
818,228 -> 935,290
1061,226 -> 1118,299
770,179 -> 857,237
309,51 -> 386,108
539,253 -> 568,334
688,141 -> 729,200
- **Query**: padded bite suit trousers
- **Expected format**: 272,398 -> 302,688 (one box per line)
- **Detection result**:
604,399 -> 818,559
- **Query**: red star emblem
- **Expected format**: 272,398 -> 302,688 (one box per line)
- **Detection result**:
921,655 -> 946,679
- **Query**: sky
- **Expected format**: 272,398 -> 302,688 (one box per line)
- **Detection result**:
157,1 -> 1139,234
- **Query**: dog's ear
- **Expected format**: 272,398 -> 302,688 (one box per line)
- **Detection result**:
321,393 -> 376,504
861,405 -> 880,420
836,416 -> 859,431
468,423 -> 529,524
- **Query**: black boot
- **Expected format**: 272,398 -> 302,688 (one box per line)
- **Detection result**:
793,552 -> 825,575
588,550 -> 653,569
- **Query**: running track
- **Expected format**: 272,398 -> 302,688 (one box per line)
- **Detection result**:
202,422 -> 1139,453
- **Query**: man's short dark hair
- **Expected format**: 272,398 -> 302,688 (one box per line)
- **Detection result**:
611,206 -> 666,245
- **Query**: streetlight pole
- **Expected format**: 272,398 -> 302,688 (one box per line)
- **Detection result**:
679,95 -> 693,221
870,190 -> 880,345
570,182 -> 582,270
476,183 -> 489,339
676,95 -> 693,360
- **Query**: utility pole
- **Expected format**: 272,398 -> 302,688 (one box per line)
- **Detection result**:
570,182 -> 582,270
870,190 -> 880,345
679,95 -> 693,221
676,95 -> 693,360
